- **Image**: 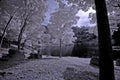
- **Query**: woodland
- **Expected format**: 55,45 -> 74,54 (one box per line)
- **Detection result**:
0,0 -> 120,80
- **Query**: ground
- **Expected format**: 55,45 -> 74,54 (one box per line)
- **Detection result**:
0,56 -> 120,80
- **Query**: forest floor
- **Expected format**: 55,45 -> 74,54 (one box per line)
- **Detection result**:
0,56 -> 120,80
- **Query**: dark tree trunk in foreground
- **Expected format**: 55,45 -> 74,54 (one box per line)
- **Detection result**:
0,16 -> 13,48
94,0 -> 115,80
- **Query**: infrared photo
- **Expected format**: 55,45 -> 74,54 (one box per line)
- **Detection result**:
0,0 -> 120,80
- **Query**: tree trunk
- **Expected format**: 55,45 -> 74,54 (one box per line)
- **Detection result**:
40,43 -> 42,58
21,39 -> 27,50
0,16 -> 13,48
94,0 -> 115,80
18,18 -> 27,51
59,38 -> 62,58
47,43 -> 50,57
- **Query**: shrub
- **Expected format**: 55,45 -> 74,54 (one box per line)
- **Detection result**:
116,59 -> 120,66
90,56 -> 99,67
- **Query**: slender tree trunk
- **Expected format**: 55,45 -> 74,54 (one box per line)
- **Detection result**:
0,16 -> 13,48
21,39 -> 27,50
59,38 -> 62,58
94,0 -> 115,80
18,18 -> 27,51
40,43 -> 42,58
47,43 -> 50,57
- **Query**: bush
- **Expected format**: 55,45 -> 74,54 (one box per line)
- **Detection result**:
72,44 -> 88,57
28,53 -> 42,59
116,59 -> 120,66
44,45 -> 73,57
0,49 -> 25,69
72,43 -> 99,58
90,56 -> 99,67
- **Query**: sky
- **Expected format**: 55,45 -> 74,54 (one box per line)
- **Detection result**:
43,0 -> 96,27
43,0 -> 59,25
76,7 -> 96,27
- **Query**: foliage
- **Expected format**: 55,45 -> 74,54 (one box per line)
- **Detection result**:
105,0 -> 120,35
72,26 -> 97,57
47,3 -> 78,45
0,0 -> 47,50
112,23 -> 120,46
72,26 -> 96,44
46,2 -> 79,56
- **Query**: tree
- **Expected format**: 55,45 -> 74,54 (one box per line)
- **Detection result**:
72,26 -> 96,57
94,0 -> 115,80
0,15 -> 14,47
23,25 -> 48,56
59,0 -> 94,11
72,26 -> 96,43
18,14 -> 28,50
17,0 -> 47,51
107,0 -> 120,22
47,4 -> 78,57
89,0 -> 120,35
0,0 -> 23,48
0,0 -> 47,50
112,23 -> 120,46
65,0 -> 115,79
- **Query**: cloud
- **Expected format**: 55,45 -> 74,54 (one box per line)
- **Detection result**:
76,7 -> 96,27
